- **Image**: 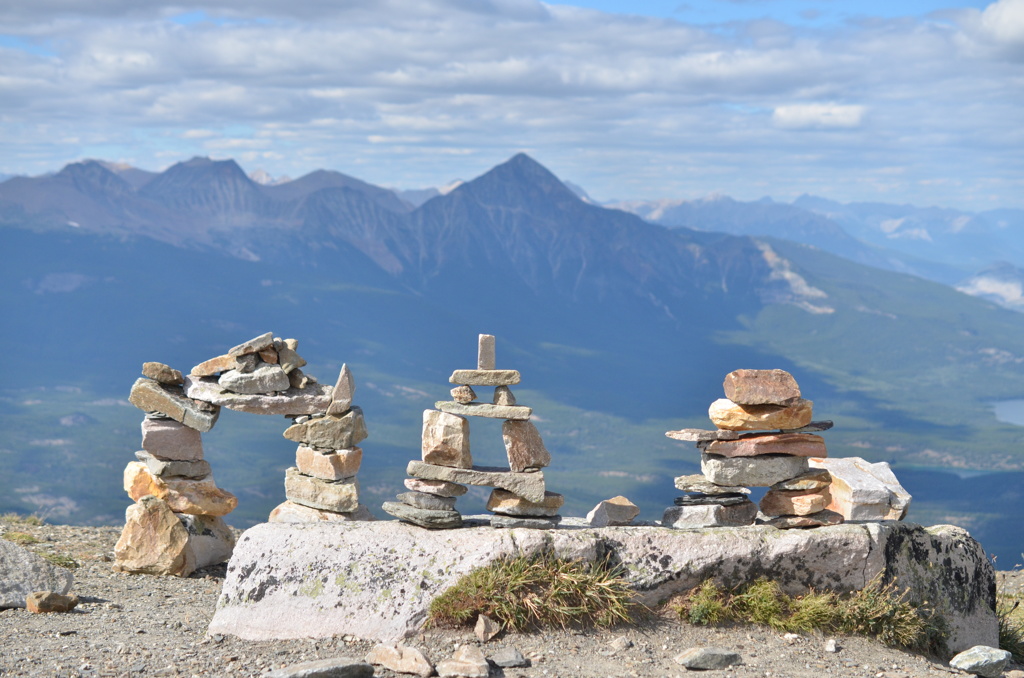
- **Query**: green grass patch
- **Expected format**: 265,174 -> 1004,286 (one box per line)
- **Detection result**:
0,512 -> 45,526
2,531 -> 40,546
675,575 -> 946,655
41,553 -> 80,570
429,555 -> 637,631
998,599 -> 1024,663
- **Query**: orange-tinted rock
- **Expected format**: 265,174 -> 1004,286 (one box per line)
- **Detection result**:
708,398 -> 813,431
296,445 -> 362,481
502,420 -> 551,471
705,433 -> 826,458
190,353 -> 236,377
142,362 -> 184,385
760,487 -> 831,517
26,591 -> 79,613
113,495 -> 195,576
123,461 -> 237,516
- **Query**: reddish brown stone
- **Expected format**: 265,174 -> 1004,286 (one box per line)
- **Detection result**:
723,369 -> 801,406
705,433 -> 826,459
26,591 -> 79,613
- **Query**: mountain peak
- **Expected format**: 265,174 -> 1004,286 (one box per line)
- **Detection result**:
454,153 -> 579,205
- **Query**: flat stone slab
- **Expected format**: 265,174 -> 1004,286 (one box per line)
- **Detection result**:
434,401 -> 531,420
185,376 -> 332,415
208,521 -> 996,653
666,429 -> 742,442
407,461 -> 546,503
449,369 -> 520,386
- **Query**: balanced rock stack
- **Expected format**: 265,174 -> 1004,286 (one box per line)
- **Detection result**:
117,361 -> 237,577
383,334 -> 562,529
270,363 -> 375,523
664,369 -> 843,530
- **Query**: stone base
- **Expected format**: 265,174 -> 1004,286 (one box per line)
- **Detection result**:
208,521 -> 996,653
269,501 -> 376,523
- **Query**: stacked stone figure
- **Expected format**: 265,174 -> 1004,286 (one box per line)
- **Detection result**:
664,369 -> 843,530
117,361 -> 237,577
383,334 -> 563,529
270,364 -> 375,523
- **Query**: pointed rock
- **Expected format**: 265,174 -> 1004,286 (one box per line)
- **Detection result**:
502,420 -> 550,471
493,385 -> 516,406
475,613 -> 501,642
327,363 -> 355,416
422,410 -> 472,468
274,339 -> 307,374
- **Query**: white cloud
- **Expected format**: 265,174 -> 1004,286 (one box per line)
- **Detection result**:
0,1 -> 1019,209
772,104 -> 866,129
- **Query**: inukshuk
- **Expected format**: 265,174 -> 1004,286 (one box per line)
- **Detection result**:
664,369 -> 843,529
383,334 -> 562,529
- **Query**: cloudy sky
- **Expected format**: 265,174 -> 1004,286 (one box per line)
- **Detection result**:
1,0 -> 1021,209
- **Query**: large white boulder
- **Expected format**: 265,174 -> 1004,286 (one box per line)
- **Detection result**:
208,520 -> 995,653
809,456 -> 911,520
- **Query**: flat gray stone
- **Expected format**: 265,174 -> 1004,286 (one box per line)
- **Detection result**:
766,510 -> 844,529
674,494 -> 749,506
666,428 -> 741,442
490,647 -> 529,668
781,420 -> 834,433
490,514 -> 562,529
135,450 -> 211,479
674,647 -> 742,670
674,474 -> 750,495
263,657 -> 373,678
701,452 -> 809,487
219,364 -> 290,394
663,500 -> 757,528
435,401 -> 531,420
949,645 -> 1011,678
382,502 -> 462,529
407,461 -> 546,503
208,521 -> 997,653
449,369 -> 520,386
185,376 -> 332,415
129,378 -> 221,432
0,540 -> 75,609
229,331 -> 275,357
397,491 -> 458,511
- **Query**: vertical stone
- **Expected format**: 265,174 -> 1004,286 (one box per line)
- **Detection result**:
328,364 -> 355,416
421,410 -> 472,468
478,334 -> 496,370
502,420 -> 551,472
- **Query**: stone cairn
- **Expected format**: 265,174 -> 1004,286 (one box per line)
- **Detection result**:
271,363 -> 375,523
663,369 -> 843,530
115,332 -> 369,576
383,334 -> 562,529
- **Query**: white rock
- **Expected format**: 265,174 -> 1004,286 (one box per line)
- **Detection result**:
809,456 -> 911,520
701,452 -> 809,487
0,538 -> 75,608
586,496 -> 640,527
208,521 -> 996,653
949,645 -> 1012,678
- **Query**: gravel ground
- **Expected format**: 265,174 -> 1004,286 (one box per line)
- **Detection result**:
2,522 -> 1022,678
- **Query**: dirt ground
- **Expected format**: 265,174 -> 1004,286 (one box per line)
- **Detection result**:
1,520 -> 1022,678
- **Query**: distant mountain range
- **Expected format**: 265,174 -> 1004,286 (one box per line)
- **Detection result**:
2,154 -> 1023,561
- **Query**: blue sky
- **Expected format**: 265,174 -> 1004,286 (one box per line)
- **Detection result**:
0,0 -> 1021,209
